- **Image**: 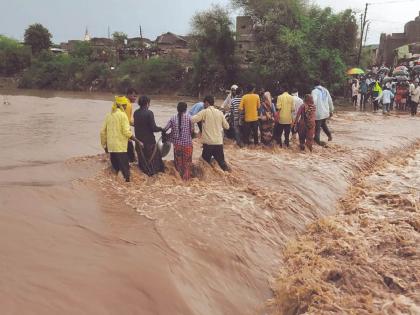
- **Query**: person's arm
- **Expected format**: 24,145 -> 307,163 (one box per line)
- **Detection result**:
191,109 -> 205,124
293,106 -> 303,127
276,96 -> 282,111
222,112 -> 229,130
327,92 -> 334,114
164,118 -> 172,132
149,111 -> 162,132
100,118 -> 107,152
239,97 -> 244,112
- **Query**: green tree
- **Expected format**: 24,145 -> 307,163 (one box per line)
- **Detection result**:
70,41 -> 93,60
190,5 -> 237,95
231,0 -> 357,95
114,56 -> 184,93
24,23 -> 52,55
0,35 -> 31,75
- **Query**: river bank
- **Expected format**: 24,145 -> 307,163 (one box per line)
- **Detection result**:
0,93 -> 419,314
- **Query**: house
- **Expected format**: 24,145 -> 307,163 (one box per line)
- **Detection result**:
377,11 -> 420,66
127,37 -> 153,49
156,32 -> 188,51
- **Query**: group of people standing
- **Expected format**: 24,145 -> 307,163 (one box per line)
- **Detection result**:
223,81 -> 334,151
100,90 -> 229,182
100,82 -> 334,182
350,75 -> 420,116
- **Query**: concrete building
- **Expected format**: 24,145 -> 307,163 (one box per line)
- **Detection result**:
235,16 -> 257,63
377,11 -> 420,66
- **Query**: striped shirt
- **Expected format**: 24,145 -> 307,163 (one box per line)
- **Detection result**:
164,113 -> 193,147
230,97 -> 242,127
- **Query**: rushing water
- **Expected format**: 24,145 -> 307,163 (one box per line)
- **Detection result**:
0,91 -> 419,315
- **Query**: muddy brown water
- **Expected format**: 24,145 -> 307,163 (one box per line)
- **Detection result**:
0,91 -> 419,314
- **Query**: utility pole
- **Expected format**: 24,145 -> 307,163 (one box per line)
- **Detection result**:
357,3 -> 369,65
108,26 -> 111,39
139,25 -> 143,39
364,22 -> 370,46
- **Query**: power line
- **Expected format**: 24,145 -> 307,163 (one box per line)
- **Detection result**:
367,0 -> 416,5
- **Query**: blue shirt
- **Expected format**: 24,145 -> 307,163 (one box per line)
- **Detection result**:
189,102 -> 204,116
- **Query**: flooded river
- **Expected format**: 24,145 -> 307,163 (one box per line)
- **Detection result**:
0,91 -> 419,314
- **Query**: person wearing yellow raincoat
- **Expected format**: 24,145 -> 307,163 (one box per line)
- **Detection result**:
100,96 -> 142,182
372,81 -> 382,112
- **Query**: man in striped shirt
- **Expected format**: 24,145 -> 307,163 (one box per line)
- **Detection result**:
230,86 -> 243,147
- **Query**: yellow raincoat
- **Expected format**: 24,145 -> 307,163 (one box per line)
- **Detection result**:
373,82 -> 382,94
100,97 -> 132,152
123,96 -> 133,125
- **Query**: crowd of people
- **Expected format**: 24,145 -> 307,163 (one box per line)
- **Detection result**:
100,82 -> 335,182
349,65 -> 420,116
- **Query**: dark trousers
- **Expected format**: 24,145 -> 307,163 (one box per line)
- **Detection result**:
411,102 -> 418,116
127,141 -> 136,162
360,93 -> 367,110
276,123 -> 291,147
242,121 -> 259,145
110,152 -> 130,181
202,144 -> 228,171
315,119 -> 332,145
352,95 -> 358,107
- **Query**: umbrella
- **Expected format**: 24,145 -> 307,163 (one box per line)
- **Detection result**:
412,65 -> 420,73
395,65 -> 408,72
382,77 -> 395,84
378,67 -> 390,73
347,68 -> 365,75
396,75 -> 409,82
393,70 -> 409,77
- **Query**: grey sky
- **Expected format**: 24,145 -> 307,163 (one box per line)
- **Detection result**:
0,0 -> 419,45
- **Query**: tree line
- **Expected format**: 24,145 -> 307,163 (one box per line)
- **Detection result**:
0,0 -> 358,96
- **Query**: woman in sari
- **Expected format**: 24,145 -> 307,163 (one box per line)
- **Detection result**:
259,91 -> 276,146
164,102 -> 193,180
133,96 -> 165,176
293,94 -> 316,151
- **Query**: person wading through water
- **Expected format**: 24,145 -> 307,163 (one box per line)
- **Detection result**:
191,96 -> 230,171
133,96 -> 165,176
312,81 -> 334,146
100,96 -> 143,182
239,84 -> 260,146
164,102 -> 194,180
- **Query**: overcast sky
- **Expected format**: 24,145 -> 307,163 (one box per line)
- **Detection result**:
0,0 -> 419,45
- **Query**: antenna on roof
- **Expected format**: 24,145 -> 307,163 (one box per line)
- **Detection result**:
108,26 -> 111,39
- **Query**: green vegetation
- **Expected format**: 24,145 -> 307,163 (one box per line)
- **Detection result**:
0,35 -> 31,76
6,1 -> 358,95
114,56 -> 185,93
190,5 -> 237,95
232,0 -> 358,94
24,23 -> 52,55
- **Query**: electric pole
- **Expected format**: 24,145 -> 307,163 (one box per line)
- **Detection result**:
357,3 -> 369,65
